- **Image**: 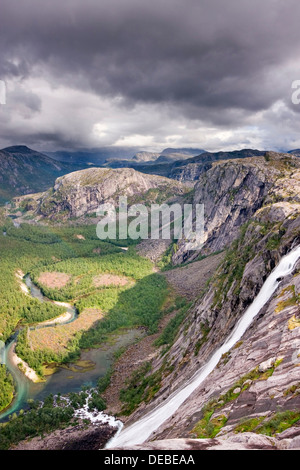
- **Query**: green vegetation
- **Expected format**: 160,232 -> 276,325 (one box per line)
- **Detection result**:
119,362 -> 162,415
192,362 -> 284,439
192,411 -> 228,438
210,219 -> 287,312
0,343 -> 125,449
256,411 -> 300,436
157,242 -> 179,271
5,223 -> 62,244
118,298 -> 193,415
234,411 -> 300,436
212,222 -> 255,309
210,219 -> 283,310
0,366 -> 14,413
0,221 -> 122,341
154,297 -> 191,354
86,392 -> 106,412
127,186 -> 184,207
229,187 -> 239,202
67,389 -> 106,412
283,382 -> 300,397
275,285 -> 300,313
29,250 -> 154,301
77,271 -> 167,342
234,416 -> 266,433
16,329 -> 65,377
0,383 -> 109,451
266,229 -> 285,250
16,268 -> 168,376
194,321 -> 211,356
97,368 -> 113,394
0,219 -> 169,376
0,402 -> 75,450
0,217 -> 169,405
0,211 -> 169,442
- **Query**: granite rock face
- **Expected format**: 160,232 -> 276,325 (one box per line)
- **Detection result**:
116,153 -> 300,449
19,167 -> 187,220
119,429 -> 300,450
121,232 -> 300,449
172,152 -> 300,264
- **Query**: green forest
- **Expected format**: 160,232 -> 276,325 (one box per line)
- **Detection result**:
0,217 -> 169,413
0,365 -> 14,413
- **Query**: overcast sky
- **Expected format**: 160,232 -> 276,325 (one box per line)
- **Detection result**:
1,0 -> 300,153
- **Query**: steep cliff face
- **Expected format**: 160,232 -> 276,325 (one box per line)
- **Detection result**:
169,149 -> 266,182
135,249 -> 300,450
18,167 -> 187,220
114,152 -> 300,449
106,148 -> 266,181
172,152 -> 300,264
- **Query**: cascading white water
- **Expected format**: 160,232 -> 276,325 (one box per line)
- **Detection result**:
106,245 -> 300,448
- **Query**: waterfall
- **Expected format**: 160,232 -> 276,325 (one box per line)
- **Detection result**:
106,245 -> 300,448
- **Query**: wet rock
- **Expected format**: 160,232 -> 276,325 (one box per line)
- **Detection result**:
11,421 -> 117,450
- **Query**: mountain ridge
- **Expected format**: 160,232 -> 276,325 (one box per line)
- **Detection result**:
111,151 -> 300,448
14,166 -> 188,221
106,148 -> 268,181
0,145 -> 89,203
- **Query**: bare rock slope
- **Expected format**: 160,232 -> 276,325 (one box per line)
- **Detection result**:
15,167 -> 187,220
114,152 -> 300,450
173,152 -> 300,264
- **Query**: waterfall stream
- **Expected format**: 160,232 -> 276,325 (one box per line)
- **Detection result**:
106,245 -> 300,448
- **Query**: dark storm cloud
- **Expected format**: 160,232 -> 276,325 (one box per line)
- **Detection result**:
1,0 -> 300,149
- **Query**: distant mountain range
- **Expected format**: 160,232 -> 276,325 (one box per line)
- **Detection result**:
288,149 -> 300,157
1,144 -> 298,205
0,146 -> 88,203
45,147 -> 137,166
111,148 -> 267,180
45,147 -> 206,166
132,148 -> 206,164
0,145 -> 204,204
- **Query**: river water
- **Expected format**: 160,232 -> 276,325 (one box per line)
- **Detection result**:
0,276 -> 142,422
106,245 -> 300,448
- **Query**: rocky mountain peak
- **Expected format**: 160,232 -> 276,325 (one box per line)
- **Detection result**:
20,166 -> 188,219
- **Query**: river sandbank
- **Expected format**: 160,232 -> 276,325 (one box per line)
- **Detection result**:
15,270 -> 29,296
10,343 -> 42,383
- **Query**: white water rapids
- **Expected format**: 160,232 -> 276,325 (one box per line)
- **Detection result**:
106,245 -> 300,448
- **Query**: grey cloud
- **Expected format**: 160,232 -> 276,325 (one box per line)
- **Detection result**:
9,88 -> 42,114
1,0 -> 300,149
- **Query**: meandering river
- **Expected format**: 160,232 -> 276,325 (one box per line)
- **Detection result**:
0,275 -> 142,422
